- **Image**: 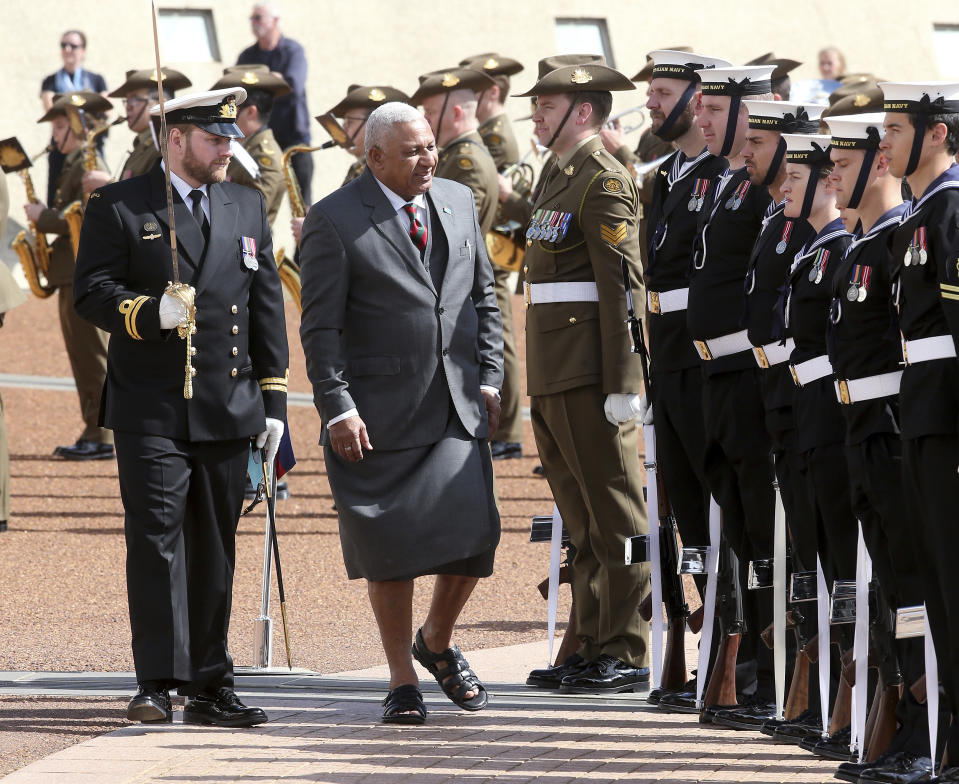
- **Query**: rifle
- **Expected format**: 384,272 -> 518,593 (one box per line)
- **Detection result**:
701,540 -> 744,709
862,579 -> 902,761
619,253 -> 693,691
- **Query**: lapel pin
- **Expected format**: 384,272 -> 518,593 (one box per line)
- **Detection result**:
443,206 -> 452,214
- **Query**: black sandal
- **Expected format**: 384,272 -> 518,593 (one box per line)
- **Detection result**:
411,628 -> 489,711
381,684 -> 426,725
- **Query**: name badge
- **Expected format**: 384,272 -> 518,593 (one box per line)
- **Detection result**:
240,236 -> 258,271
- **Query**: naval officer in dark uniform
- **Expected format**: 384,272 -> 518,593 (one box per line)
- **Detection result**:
74,87 -> 288,727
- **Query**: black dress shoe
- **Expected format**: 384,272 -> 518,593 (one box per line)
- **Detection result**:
712,697 -> 778,730
490,441 -> 522,460
646,687 -> 664,705
0,521 -> 6,533
657,679 -> 700,713
927,765 -> 959,783
532,464 -> 545,476
55,439 -> 115,461
838,751 -> 932,784
127,683 -> 172,723
802,725 -> 855,761
183,687 -> 268,728
559,655 -> 649,694
762,708 -> 822,743
526,653 -> 588,689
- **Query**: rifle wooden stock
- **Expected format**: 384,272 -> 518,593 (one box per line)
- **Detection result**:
784,647 -> 811,720
687,603 -> 704,634
829,649 -> 855,734
702,631 -> 741,709
910,674 -> 926,704
864,682 -> 901,762
537,564 -> 571,600
662,616 -> 688,691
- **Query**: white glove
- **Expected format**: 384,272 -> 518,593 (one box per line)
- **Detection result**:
159,293 -> 188,329
255,417 -> 285,467
638,394 -> 654,425
604,393 -> 642,426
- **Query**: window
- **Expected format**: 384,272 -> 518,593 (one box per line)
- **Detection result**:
157,9 -> 221,63
555,18 -> 614,68
932,25 -> 959,78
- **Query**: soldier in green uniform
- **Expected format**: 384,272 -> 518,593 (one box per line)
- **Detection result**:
24,91 -> 113,460
210,65 -> 288,226
516,56 -> 650,693
411,67 -> 499,236
328,83 -> 412,187
459,53 -> 527,459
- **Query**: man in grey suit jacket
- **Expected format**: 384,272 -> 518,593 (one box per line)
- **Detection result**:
299,103 -> 504,724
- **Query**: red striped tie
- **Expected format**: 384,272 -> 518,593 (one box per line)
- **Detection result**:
403,203 -> 427,254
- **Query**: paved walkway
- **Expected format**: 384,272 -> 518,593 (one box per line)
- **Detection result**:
1,641 -> 842,783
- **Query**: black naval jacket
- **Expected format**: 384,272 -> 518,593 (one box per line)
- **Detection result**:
687,165 -> 772,375
645,148 -> 727,374
74,162 -> 289,442
782,218 -> 852,452
744,201 -> 814,412
890,164 -> 959,440
826,203 -> 907,446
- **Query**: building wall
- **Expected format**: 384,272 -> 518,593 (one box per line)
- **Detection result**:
2,0 -> 956,263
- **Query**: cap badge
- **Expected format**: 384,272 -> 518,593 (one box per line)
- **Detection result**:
241,71 -> 260,85
563,164 -> 575,176
144,221 -> 159,232
853,94 -> 869,107
368,88 -> 386,102
603,177 -> 622,193
70,94 -> 86,106
570,69 -> 593,85
219,97 -> 238,119
483,58 -> 499,70
149,70 -> 164,82
441,73 -> 460,88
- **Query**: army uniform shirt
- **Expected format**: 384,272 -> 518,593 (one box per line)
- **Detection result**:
744,201 -> 814,413
688,166 -> 772,375
523,134 -> 644,397
121,130 -> 160,181
645,147 -> 727,373
435,129 -> 499,236
781,218 -> 852,451
342,159 -> 365,187
478,113 -> 519,172
35,148 -> 108,287
500,155 -> 556,228
826,203 -> 907,445
891,163 -> 959,439
227,125 -> 285,225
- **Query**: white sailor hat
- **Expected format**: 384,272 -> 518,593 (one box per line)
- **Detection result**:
782,132 -> 833,165
149,87 -> 247,138
647,50 -> 731,82
825,112 -> 886,149
744,100 -> 827,132
696,65 -> 775,96
879,82 -> 959,114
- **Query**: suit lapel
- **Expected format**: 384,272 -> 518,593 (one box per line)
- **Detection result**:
148,164 -> 203,280
359,171 -> 435,293
429,185 -> 457,293
195,183 -> 238,293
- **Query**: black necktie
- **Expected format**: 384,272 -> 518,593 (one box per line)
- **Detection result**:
189,189 -> 210,245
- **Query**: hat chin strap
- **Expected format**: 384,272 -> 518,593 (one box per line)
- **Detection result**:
546,97 -> 580,150
905,116 -> 927,177
654,81 -> 697,141
719,95 -> 742,158
846,147 -> 878,210
433,93 -> 451,149
762,137 -> 786,188
799,166 -> 822,220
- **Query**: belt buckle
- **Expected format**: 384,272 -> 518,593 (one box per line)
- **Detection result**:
789,364 -> 801,387
838,379 -> 851,404
694,340 -> 713,361
649,291 -> 661,314
753,346 -> 769,369
524,281 -> 531,309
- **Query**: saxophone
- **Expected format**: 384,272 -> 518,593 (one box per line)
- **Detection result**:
12,164 -> 55,299
275,143 -> 323,312
64,119 -> 117,258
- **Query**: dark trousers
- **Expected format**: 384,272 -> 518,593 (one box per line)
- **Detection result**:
115,431 -> 249,694
290,149 -> 313,207
650,366 -> 711,579
702,367 -> 775,697
902,434 -> 959,756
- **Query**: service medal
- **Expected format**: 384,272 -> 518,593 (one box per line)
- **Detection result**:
697,196 -> 705,211
725,196 -> 736,210
776,241 -> 787,254
857,286 -> 867,302
688,196 -> 698,211
903,248 -> 912,266
808,266 -> 818,283
919,248 -> 928,265
847,285 -> 859,301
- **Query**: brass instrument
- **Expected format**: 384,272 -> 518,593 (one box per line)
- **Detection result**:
1,138 -> 55,299
606,106 -> 648,135
275,143 -> 324,312
64,118 -> 119,258
487,143 -> 539,273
